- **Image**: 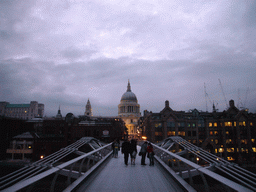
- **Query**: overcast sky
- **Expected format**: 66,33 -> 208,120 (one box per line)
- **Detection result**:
1,0 -> 256,117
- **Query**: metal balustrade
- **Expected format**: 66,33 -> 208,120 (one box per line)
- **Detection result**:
153,136 -> 256,192
0,137 -> 112,192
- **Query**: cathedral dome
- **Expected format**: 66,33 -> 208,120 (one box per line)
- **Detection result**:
121,91 -> 137,101
120,81 -> 137,102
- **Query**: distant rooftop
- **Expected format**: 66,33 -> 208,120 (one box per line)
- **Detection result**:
6,104 -> 30,108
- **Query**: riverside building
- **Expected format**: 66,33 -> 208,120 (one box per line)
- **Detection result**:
0,101 -> 44,120
140,100 -> 256,164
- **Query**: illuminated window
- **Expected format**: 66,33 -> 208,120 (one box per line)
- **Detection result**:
209,122 -> 212,127
155,132 -> 163,136
227,157 -> 235,161
226,131 -> 229,135
215,149 -> 218,153
234,122 -> 236,126
210,131 -> 213,135
252,139 -> 255,143
167,131 -> 175,136
225,122 -> 232,127
227,148 -> 234,152
226,139 -> 232,144
214,122 -> 217,127
214,131 -> 218,135
215,139 -> 218,144
252,147 -> 256,152
239,121 -> 246,126
250,122 -> 253,126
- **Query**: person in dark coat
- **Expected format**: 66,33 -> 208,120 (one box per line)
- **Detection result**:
121,139 -> 131,165
139,141 -> 148,165
147,143 -> 154,166
130,139 -> 137,165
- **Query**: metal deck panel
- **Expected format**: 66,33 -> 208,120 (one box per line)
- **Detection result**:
77,148 -> 184,192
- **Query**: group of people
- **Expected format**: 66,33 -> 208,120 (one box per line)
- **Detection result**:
120,140 -> 155,166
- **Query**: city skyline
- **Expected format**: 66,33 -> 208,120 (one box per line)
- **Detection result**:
1,0 -> 256,117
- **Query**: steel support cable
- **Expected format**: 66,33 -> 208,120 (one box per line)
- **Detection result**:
178,139 -> 229,164
174,138 -> 256,188
3,143 -> 112,192
20,166 -> 48,181
0,166 -> 28,181
72,140 -> 88,149
0,166 -> 36,185
162,140 -> 171,149
216,166 -> 256,191
89,143 -> 95,150
166,142 -> 175,151
176,142 -> 216,164
37,148 -> 74,166
153,142 -> 253,192
0,166 -> 42,190
51,149 -> 76,164
183,139 -> 230,164
227,165 -> 256,183
195,148 -> 226,165
33,148 -> 66,165
220,165 -> 256,188
233,164 -> 256,178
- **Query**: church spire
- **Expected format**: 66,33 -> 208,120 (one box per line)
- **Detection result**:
56,105 -> 62,119
85,98 -> 92,116
127,79 -> 131,92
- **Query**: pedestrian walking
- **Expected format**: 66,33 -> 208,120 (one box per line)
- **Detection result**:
147,143 -> 154,166
121,139 -> 131,165
112,140 -> 119,158
112,139 -> 116,157
130,139 -> 137,165
139,141 -> 148,165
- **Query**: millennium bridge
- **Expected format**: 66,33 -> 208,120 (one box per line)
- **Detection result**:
0,136 -> 256,192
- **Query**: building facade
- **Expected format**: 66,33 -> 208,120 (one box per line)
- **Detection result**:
0,101 -> 44,120
118,80 -> 141,139
140,100 -> 256,164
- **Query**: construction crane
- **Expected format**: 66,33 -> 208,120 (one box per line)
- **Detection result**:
237,87 -> 249,110
244,87 -> 249,109
204,83 -> 208,112
204,82 -> 214,112
218,79 -> 228,109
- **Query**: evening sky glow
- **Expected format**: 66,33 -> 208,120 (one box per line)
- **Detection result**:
1,0 -> 256,117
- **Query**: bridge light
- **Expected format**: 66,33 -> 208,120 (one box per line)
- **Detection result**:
142,136 -> 147,140
196,157 -> 199,161
40,155 -> 44,159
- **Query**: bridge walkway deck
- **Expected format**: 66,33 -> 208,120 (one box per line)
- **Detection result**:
77,147 -> 185,192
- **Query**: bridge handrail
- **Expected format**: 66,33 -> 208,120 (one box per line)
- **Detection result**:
151,142 -> 253,192
1,143 -> 112,192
